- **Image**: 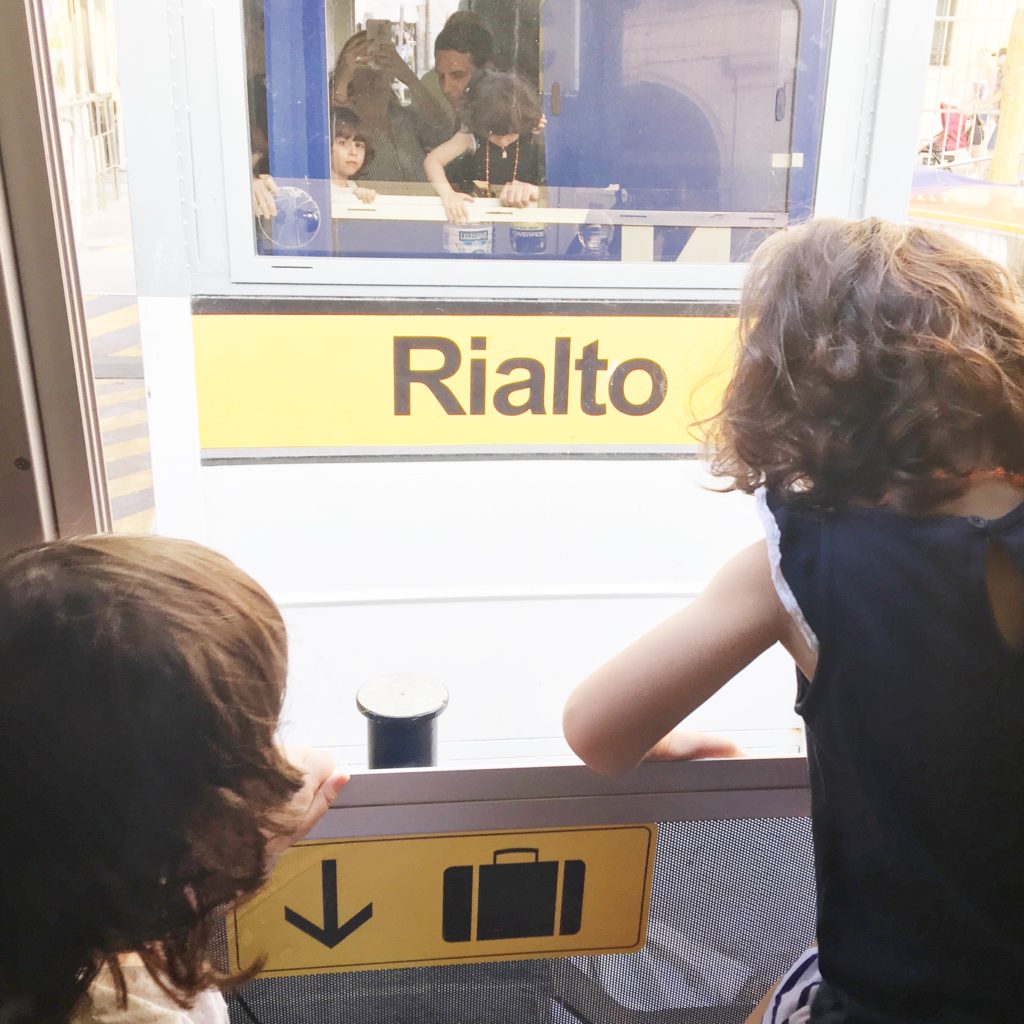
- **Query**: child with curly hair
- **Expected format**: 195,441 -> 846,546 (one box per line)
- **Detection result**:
424,68 -> 543,224
564,219 -> 1024,1023
0,536 -> 348,1024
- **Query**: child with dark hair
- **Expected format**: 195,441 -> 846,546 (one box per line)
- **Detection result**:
424,69 -> 543,224
0,536 -> 347,1024
564,219 -> 1024,1022
330,106 -> 376,205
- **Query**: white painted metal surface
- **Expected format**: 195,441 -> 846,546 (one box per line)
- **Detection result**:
201,459 -> 802,767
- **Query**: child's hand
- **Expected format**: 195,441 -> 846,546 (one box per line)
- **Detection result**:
264,746 -> 349,865
499,180 -> 539,209
644,728 -> 743,761
443,192 -> 474,223
353,186 -> 378,204
252,174 -> 278,218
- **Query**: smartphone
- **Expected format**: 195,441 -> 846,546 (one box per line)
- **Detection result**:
366,18 -> 392,47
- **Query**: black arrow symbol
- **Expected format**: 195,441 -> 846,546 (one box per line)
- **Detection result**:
284,859 -> 373,948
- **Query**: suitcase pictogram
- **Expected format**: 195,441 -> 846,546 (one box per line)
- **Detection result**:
442,847 -> 586,942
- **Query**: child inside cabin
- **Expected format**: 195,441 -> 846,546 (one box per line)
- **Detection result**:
0,536 -> 348,1024
424,69 -> 543,224
563,219 -> 1024,1023
330,105 -> 377,206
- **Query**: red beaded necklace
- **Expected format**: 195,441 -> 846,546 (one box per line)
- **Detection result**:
930,466 -> 1024,485
483,136 -> 519,196
967,466 -> 1024,488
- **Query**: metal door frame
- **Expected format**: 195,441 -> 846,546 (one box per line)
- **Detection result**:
0,0 -> 110,553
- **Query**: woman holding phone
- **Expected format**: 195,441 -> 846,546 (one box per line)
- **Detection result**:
330,27 -> 450,185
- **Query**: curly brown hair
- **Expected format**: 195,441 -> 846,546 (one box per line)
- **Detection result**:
464,69 -> 541,139
708,218 -> 1024,513
0,536 -> 303,1023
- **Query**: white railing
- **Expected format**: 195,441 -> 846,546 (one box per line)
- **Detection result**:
57,92 -> 122,214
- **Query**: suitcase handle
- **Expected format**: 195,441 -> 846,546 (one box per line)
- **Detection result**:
492,847 -> 540,864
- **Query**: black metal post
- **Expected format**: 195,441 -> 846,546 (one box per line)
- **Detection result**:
356,674 -> 449,769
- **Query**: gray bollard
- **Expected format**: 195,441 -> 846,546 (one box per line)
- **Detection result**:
356,674 -> 449,769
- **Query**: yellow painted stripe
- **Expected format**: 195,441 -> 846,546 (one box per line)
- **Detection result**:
109,344 -> 142,358
96,386 -> 146,407
86,304 -> 139,338
101,436 -> 151,460
908,205 -> 1024,236
107,468 -> 153,499
112,508 -> 155,534
100,409 -> 149,432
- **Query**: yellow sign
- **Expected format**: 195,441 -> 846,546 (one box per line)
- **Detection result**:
193,314 -> 736,451
229,825 -> 657,977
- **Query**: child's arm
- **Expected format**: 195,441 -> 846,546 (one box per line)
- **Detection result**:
424,132 -> 476,223
562,541 -> 787,776
352,185 -> 378,204
644,729 -> 744,760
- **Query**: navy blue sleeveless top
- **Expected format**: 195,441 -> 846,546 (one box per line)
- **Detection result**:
766,491 -> 1024,1023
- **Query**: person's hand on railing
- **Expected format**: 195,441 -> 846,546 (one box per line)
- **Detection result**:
442,190 -> 474,223
499,180 -> 539,209
353,185 -> 378,204
644,728 -> 744,761
252,172 -> 278,218
263,745 -> 349,870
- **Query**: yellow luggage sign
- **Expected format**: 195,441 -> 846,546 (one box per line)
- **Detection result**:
229,825 -> 657,977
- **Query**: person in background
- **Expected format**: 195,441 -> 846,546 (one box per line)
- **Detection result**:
424,69 -> 543,223
331,28 -> 450,184
422,13 -> 496,125
0,536 -> 348,1024
964,47 -> 996,156
988,46 -> 1008,152
329,106 -> 377,205
564,219 -> 1024,1022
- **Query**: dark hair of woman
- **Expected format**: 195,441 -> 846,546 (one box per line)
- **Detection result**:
0,536 -> 303,1023
707,217 -> 1024,514
463,69 -> 541,139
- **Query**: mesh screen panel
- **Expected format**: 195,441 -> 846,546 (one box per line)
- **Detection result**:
227,817 -> 815,1024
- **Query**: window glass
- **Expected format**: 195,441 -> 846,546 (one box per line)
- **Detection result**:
44,0 -> 152,535
244,0 -> 833,263
930,0 -> 957,67
911,2 -> 1024,280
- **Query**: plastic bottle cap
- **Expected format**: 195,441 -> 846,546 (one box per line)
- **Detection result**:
356,674 -> 449,721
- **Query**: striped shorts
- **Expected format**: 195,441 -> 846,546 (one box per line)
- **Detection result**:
760,948 -> 822,1024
